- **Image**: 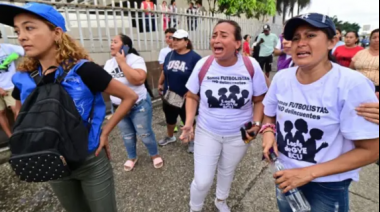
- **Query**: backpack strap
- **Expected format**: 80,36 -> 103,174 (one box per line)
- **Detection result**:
242,56 -> 255,79
30,71 -> 42,85
199,55 -> 254,85
31,66 -> 58,85
198,55 -> 215,85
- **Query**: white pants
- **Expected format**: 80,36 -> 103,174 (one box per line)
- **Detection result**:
190,126 -> 250,211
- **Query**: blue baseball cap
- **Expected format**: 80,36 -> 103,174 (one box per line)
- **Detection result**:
0,2 -> 67,32
284,13 -> 336,40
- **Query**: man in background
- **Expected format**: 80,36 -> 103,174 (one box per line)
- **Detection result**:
0,32 -> 24,150
197,1 -> 207,14
257,24 -> 278,78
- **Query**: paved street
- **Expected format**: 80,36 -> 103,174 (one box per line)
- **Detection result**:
0,105 -> 379,212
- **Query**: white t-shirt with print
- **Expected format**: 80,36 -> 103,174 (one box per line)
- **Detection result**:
0,44 -> 24,90
263,63 -> 379,183
159,47 -> 172,65
186,55 -> 269,136
104,53 -> 147,105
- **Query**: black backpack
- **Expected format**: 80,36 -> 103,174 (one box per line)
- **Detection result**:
9,65 -> 95,183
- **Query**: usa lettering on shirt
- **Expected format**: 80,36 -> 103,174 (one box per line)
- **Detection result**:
167,60 -> 188,72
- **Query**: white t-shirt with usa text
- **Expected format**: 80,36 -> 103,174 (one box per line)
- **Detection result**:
263,63 -> 379,183
186,55 -> 268,136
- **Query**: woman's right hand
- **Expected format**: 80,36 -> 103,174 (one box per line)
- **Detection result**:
262,131 -> 278,162
158,85 -> 164,96
179,125 -> 194,144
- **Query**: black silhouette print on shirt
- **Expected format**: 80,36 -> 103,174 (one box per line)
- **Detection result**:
205,85 -> 250,109
276,119 -> 329,164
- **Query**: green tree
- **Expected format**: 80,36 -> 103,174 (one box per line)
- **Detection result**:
297,0 -> 311,15
332,16 -> 361,33
217,0 -> 276,19
276,0 -> 310,23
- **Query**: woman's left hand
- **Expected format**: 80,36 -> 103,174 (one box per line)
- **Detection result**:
274,168 -> 315,193
246,126 -> 260,141
115,50 -> 126,65
96,134 -> 111,160
356,102 -> 379,125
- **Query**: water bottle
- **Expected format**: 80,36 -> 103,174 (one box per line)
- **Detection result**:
270,153 -> 311,212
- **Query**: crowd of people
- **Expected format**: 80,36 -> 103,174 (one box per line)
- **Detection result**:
0,2 -> 379,212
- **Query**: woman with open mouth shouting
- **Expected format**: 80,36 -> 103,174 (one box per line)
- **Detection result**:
181,20 -> 268,212
262,13 -> 379,212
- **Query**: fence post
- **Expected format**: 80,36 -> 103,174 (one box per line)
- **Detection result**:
134,2 -> 142,50
112,0 -> 118,36
85,0 -> 95,52
154,5 -> 160,50
120,0 -> 126,35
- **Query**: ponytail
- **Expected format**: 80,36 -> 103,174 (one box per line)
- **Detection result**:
130,48 -> 140,56
328,50 -> 337,63
119,33 -> 141,56
186,38 -> 194,50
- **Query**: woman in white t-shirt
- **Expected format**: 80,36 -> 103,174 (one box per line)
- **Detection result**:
104,34 -> 163,171
261,13 -> 379,212
181,20 -> 268,212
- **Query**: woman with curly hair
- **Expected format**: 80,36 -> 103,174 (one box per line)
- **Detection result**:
0,2 -> 138,212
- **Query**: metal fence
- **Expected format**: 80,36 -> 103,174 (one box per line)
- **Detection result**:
0,0 -> 282,53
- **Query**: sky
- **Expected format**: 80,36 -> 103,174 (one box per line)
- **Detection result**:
300,0 -> 379,33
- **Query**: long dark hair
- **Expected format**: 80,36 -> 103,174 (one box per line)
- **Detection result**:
215,20 -> 243,51
185,38 -> 194,50
119,34 -> 140,56
321,29 -> 337,63
119,34 -> 154,98
336,28 -> 343,41
371,29 -> 379,40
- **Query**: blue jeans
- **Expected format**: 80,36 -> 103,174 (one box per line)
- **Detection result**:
114,95 -> 159,159
277,180 -> 352,212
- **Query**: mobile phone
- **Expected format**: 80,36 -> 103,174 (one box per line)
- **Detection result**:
241,122 -> 256,144
120,45 -> 130,55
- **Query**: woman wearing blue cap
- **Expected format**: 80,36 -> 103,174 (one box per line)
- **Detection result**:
0,2 -> 138,212
260,13 -> 379,211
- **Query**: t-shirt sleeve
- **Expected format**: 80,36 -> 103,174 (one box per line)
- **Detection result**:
158,49 -> 166,65
273,35 -> 279,47
186,58 -> 205,94
192,53 -> 202,72
340,80 -> 380,140
76,62 -> 113,93
275,38 -> 282,50
4,44 -> 25,56
129,56 -> 147,73
352,50 -> 362,63
251,58 -> 268,97
263,74 -> 279,117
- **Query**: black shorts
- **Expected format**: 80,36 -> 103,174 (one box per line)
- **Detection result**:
162,101 -> 187,125
258,55 -> 274,73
